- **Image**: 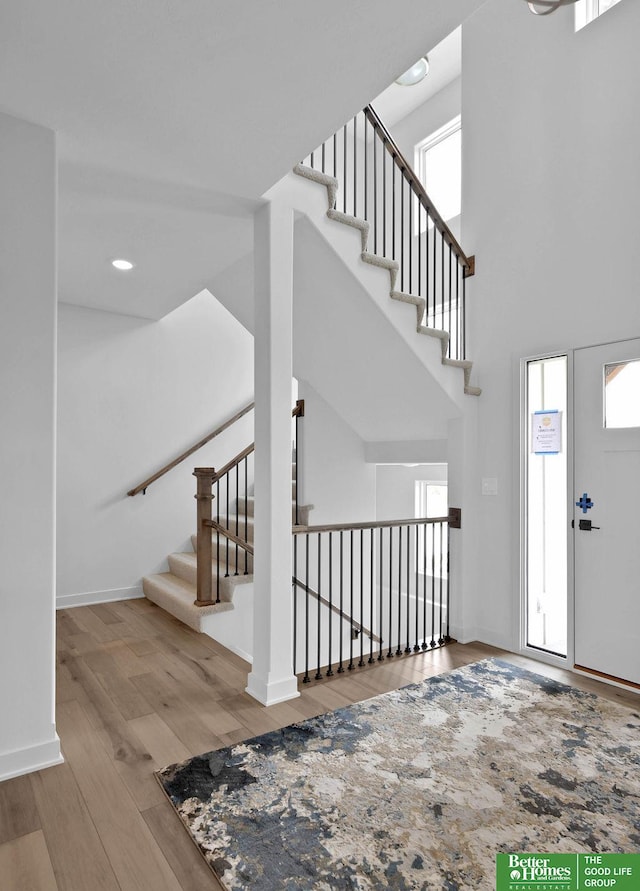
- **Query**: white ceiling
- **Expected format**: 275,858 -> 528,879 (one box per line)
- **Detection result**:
0,1 -> 483,319
372,28 -> 462,129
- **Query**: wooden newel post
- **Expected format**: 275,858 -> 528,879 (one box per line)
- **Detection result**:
193,468 -> 217,607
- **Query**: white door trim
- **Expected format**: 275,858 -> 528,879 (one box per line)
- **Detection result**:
518,349 -> 574,670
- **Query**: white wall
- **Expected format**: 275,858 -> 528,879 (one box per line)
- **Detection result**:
0,113 -> 62,780
56,289 -> 254,606
392,77 -> 462,164
376,464 -> 448,520
462,0 -> 640,648
297,381 -> 376,524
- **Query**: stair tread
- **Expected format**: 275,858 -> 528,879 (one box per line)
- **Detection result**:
143,572 -> 233,613
293,163 -> 338,189
442,357 -> 473,370
390,290 -> 425,310
361,251 -> 399,271
326,209 -> 369,230
418,324 -> 449,341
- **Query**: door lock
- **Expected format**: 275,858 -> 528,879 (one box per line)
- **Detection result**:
578,519 -> 600,531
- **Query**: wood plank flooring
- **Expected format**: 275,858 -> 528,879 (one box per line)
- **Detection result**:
1,598 -> 638,891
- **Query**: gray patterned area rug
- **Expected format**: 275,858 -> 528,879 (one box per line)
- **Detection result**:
156,659 -> 640,890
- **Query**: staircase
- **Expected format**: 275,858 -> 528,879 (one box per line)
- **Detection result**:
285,104 -> 481,399
142,457 -> 311,635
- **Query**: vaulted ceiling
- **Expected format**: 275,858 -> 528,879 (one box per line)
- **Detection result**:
0,0 -> 484,318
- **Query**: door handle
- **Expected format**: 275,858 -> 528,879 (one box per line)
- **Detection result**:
577,519 -> 600,531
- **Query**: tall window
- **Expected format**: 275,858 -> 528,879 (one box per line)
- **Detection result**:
576,0 -> 622,30
415,481 -> 448,578
415,116 -> 461,224
525,356 -> 568,658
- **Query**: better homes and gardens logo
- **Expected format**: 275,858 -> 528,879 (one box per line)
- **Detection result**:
496,853 -> 639,891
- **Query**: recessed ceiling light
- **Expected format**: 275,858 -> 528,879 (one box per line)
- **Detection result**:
111,258 -> 135,271
395,56 -> 429,87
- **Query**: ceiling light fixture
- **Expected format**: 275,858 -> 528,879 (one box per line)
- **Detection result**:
526,0 -> 579,15
111,258 -> 135,271
395,56 -> 429,87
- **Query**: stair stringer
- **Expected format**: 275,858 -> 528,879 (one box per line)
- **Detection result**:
268,168 -> 481,404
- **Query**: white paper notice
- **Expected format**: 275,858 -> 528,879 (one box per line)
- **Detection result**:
531,410 -> 562,455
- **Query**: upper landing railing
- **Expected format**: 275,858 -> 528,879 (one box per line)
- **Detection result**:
303,104 -> 474,361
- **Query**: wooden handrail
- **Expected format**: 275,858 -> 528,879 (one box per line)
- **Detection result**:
213,443 -> 255,483
128,400 -> 303,496
204,520 -> 254,555
209,401 -> 305,484
292,515 -> 450,535
363,104 -> 475,278
292,576 -> 381,643
127,401 -> 254,496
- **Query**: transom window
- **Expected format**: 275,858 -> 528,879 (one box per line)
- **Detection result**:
576,0 -> 623,30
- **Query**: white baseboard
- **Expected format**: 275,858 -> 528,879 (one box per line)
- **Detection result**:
56,586 -> 144,610
472,625 -> 515,652
0,732 -> 63,782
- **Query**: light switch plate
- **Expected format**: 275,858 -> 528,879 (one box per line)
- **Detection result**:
482,478 -> 498,496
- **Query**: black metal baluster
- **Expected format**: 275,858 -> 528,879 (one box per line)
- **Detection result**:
215,479 -> 220,603
225,475 -> 229,578
445,523 -> 451,643
368,528 -> 374,664
310,150 -> 315,169
333,132 -> 337,183
396,526 -> 402,656
338,531 -> 344,673
294,411 -> 299,525
405,524 -> 411,654
373,130 -> 378,254
462,269 -> 467,360
343,124 -> 347,214
418,204 -> 422,319
293,534 -> 298,676
433,217 -> 437,332
304,533 -> 310,683
364,115 -> 368,223
321,141 -> 325,175
409,186 -> 412,295
425,210 -> 430,327
456,260 -> 461,362
348,530 -> 355,670
400,175 -> 404,292
392,163 -> 396,261
316,533 -> 322,680
414,524 -> 420,652
438,522 -> 444,645
422,522 -> 428,649
441,236 -> 446,356
244,457 -> 248,574
378,527 -> 384,661
387,527 -> 393,658
359,529 -> 365,667
327,532 -> 334,676
234,465 -> 239,575
448,245 -> 453,358
383,150 -> 386,257
353,115 -> 357,218
430,523 -> 436,648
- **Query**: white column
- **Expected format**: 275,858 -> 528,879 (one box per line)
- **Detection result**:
246,200 -> 300,705
0,112 -> 62,779
447,402 -> 480,645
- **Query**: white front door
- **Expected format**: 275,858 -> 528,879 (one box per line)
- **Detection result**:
574,338 -> 640,686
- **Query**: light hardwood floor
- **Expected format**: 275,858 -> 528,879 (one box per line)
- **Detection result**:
1,598 -> 638,891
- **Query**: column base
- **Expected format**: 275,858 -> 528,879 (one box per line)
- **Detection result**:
0,730 -> 63,782
245,672 -> 300,706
